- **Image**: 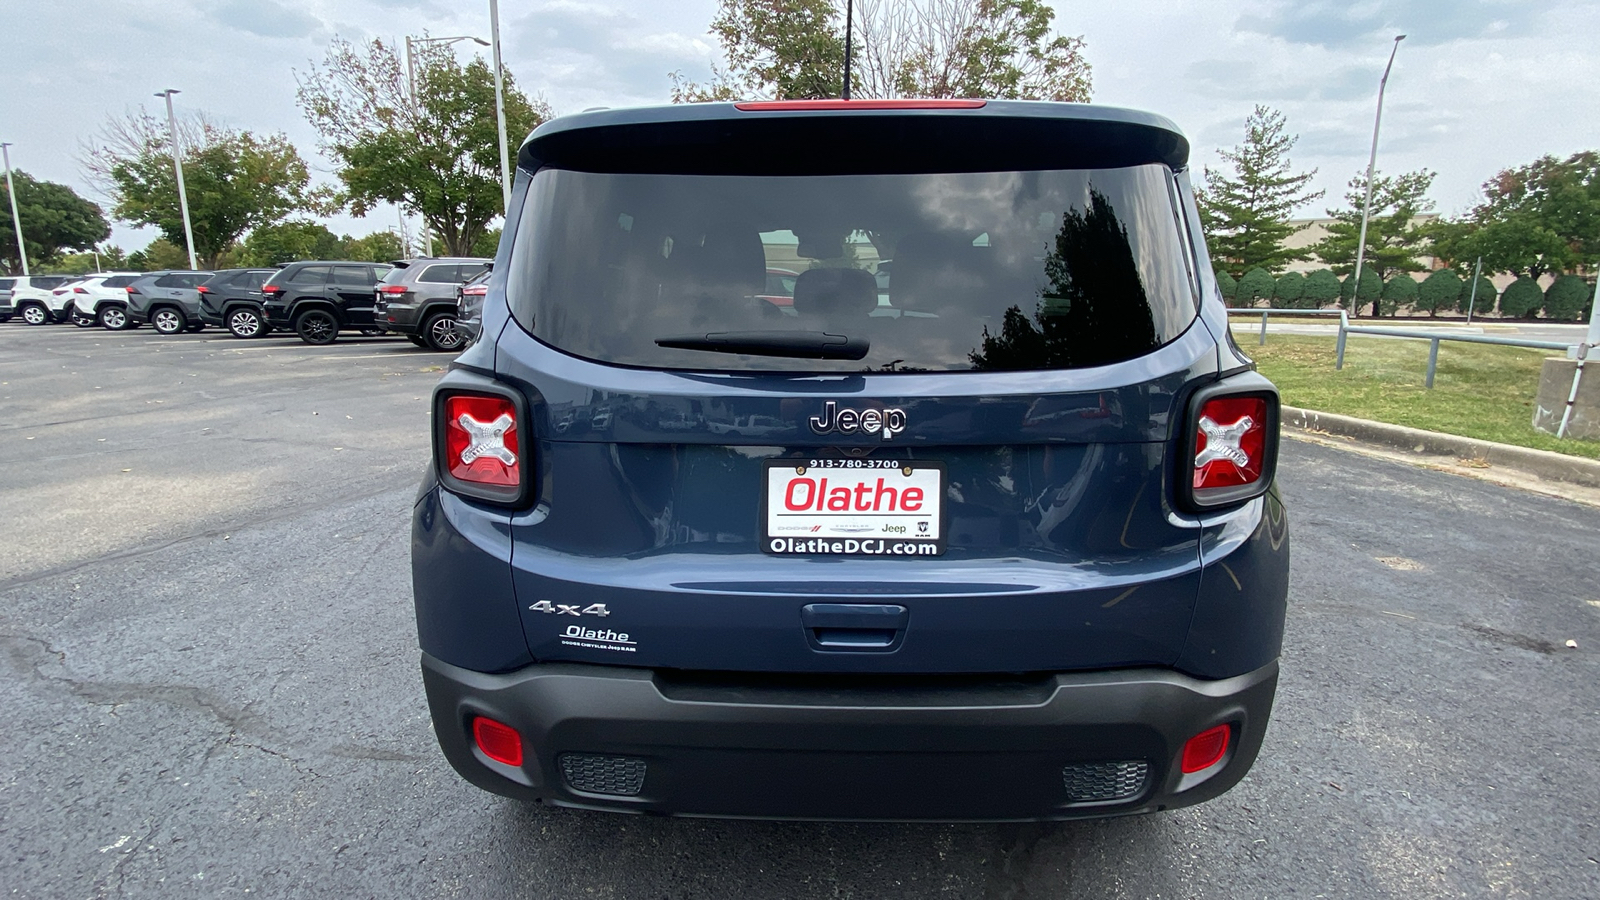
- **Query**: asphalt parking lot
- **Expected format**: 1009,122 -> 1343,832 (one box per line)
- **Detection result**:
2,324 -> 1597,899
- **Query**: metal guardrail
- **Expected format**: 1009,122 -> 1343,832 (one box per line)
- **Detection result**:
1228,308 -> 1578,389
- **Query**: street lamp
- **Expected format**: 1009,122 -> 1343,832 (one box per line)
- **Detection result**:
154,89 -> 200,271
1351,34 -> 1405,317
489,0 -> 512,213
405,34 -> 490,257
1,142 -> 28,276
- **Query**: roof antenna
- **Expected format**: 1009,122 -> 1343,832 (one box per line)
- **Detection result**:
842,0 -> 854,100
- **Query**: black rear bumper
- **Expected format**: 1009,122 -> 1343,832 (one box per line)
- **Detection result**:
422,653 -> 1278,821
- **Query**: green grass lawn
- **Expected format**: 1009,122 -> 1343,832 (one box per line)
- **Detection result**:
1247,334 -> 1600,460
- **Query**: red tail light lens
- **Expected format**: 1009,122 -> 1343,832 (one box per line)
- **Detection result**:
472,716 -> 523,767
261,284 -> 283,296
196,285 -> 210,293
463,285 -> 488,296
443,393 -> 520,487
1184,381 -> 1278,510
1181,724 -> 1231,773
125,286 -> 140,294
1194,396 -> 1267,492
73,287 -> 88,294
377,284 -> 408,295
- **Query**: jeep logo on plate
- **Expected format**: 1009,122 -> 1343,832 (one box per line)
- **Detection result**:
809,401 -> 908,441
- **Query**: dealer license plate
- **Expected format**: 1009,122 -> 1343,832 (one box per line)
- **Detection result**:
762,459 -> 944,556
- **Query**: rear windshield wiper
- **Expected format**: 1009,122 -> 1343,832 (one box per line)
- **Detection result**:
655,330 -> 869,361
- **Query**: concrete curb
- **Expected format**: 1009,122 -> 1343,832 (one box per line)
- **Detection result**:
1282,406 -> 1600,489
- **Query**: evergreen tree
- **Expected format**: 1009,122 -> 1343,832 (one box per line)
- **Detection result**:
1273,271 -> 1305,307
1302,269 -> 1341,309
1416,269 -> 1462,316
1196,106 -> 1323,278
1381,273 -> 1418,316
1339,270 -> 1382,310
1312,168 -> 1436,316
1457,275 -> 1497,315
1498,276 -> 1543,317
1543,275 -> 1591,321
1213,268 -> 1236,304
1235,267 -> 1276,306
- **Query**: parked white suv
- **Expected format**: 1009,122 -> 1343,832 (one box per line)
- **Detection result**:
8,274 -> 82,325
67,273 -> 143,329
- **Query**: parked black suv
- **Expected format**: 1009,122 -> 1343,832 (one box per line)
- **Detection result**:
260,261 -> 394,344
414,100 -> 1289,821
197,268 -> 278,338
373,257 -> 490,351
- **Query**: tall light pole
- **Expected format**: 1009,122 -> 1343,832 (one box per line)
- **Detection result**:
154,89 -> 199,270
405,34 -> 490,257
1,142 -> 28,275
842,0 -> 854,99
489,0 -> 512,213
1351,34 -> 1405,317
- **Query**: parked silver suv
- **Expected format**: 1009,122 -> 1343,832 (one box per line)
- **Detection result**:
372,257 -> 490,351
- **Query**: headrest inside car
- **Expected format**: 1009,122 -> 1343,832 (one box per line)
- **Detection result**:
792,268 -> 878,319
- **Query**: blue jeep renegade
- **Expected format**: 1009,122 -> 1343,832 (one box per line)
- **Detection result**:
412,99 -> 1290,821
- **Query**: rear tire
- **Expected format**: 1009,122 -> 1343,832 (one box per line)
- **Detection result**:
226,308 -> 264,338
422,311 -> 466,352
98,305 -> 133,330
19,303 -> 49,325
294,309 -> 339,345
151,307 -> 187,335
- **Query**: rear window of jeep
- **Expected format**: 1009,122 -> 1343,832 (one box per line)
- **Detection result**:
507,165 -> 1197,373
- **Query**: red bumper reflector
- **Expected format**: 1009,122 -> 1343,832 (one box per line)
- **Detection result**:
734,99 -> 987,111
1181,724 -> 1230,773
472,716 -> 523,767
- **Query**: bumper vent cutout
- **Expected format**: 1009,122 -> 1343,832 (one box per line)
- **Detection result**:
1061,760 -> 1149,803
560,753 -> 647,796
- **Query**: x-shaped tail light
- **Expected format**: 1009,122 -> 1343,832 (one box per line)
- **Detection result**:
1195,414 -> 1254,469
458,412 -> 517,466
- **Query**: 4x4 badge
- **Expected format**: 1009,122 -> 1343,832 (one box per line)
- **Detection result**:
809,401 -> 907,441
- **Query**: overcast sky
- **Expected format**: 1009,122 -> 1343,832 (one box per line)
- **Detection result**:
4,0 -> 1597,254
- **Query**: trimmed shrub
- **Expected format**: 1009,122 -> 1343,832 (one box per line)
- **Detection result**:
1302,269 -> 1341,309
1380,274 -> 1419,316
1498,276 -> 1543,318
1235,268 -> 1276,307
1416,269 -> 1462,316
1544,275 -> 1592,321
1457,275 -> 1497,314
1339,269 -> 1382,312
1273,271 -> 1306,307
1214,269 -> 1237,304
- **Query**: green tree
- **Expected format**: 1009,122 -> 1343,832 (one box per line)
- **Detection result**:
1415,269 -> 1462,316
1339,269 -> 1382,310
0,170 -> 111,272
127,239 -> 190,271
1442,153 -> 1600,280
1213,268 -> 1236,303
1543,274 -> 1592,321
1312,168 -> 1436,316
1195,106 -> 1322,278
1381,273 -> 1418,316
341,230 -> 405,263
672,0 -> 1092,102
1235,267 -> 1275,307
471,226 -> 502,258
1272,271 -> 1305,307
41,245 -> 129,275
236,220 -> 343,266
83,111 -> 322,267
1498,275 -> 1543,318
296,37 -> 551,257
1457,274 -> 1497,315
1302,268 -> 1341,309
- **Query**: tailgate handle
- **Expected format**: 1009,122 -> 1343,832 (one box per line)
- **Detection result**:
801,604 -> 908,651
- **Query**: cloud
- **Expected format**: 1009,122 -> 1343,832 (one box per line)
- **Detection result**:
1235,0 -> 1553,49
505,1 -> 717,109
208,0 -> 324,40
